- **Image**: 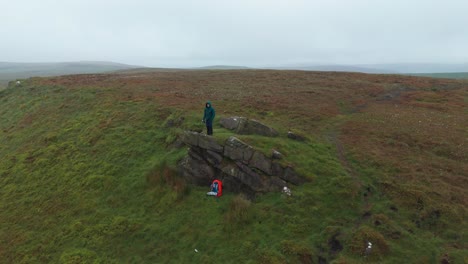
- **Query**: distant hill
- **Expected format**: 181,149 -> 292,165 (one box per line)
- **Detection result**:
3,62 -> 467,89
196,65 -> 251,70
362,63 -> 468,73
0,61 -> 142,86
264,63 -> 468,75
190,63 -> 468,77
407,72 -> 468,79
266,65 -> 397,74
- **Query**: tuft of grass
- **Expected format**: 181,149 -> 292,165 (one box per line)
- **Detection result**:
59,248 -> 102,264
224,194 -> 254,228
347,226 -> 389,258
280,240 -> 314,262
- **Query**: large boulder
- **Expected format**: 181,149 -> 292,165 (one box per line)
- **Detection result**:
220,117 -> 279,137
237,119 -> 279,137
287,131 -> 307,142
220,117 -> 244,130
224,136 -> 254,162
271,149 -> 283,160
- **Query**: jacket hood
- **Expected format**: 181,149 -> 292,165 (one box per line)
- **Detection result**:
206,101 -> 212,107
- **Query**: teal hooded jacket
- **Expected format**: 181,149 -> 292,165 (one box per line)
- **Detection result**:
203,101 -> 216,126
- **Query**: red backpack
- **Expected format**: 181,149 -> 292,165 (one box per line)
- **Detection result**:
212,179 -> 222,197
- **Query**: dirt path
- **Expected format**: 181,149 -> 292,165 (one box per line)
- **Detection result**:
325,124 -> 372,227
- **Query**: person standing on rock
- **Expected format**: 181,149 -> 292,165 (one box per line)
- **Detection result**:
202,101 -> 216,135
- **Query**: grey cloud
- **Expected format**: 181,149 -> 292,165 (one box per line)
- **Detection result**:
0,0 -> 467,67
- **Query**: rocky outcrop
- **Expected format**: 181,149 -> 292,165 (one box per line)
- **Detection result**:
271,149 -> 283,160
224,136 -> 254,161
287,131 -> 307,141
250,151 -> 272,175
179,132 -> 307,197
220,117 -> 279,137
182,131 -> 223,152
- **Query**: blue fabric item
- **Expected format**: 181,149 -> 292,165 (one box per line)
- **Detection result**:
206,125 -> 213,135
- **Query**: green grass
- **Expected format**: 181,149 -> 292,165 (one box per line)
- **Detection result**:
0,77 -> 465,263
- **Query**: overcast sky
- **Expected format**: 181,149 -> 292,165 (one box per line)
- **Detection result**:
1,0 -> 467,67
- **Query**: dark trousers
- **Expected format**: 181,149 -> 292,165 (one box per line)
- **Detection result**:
206,125 -> 213,135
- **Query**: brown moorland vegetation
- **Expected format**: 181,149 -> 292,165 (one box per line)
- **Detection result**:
2,69 -> 466,263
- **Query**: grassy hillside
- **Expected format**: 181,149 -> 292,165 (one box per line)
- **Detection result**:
0,61 -> 141,87
0,70 -> 466,263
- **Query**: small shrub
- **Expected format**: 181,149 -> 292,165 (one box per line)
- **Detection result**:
224,194 -> 253,227
59,248 -> 102,264
164,132 -> 177,145
105,195 -> 123,208
83,175 -> 115,191
330,256 -> 360,264
163,112 -> 185,128
280,240 -> 314,263
372,214 -> 389,227
348,226 -> 389,257
418,208 -> 444,230
145,165 -> 162,187
107,216 -> 131,235
242,241 -> 256,251
146,161 -> 190,200
173,177 -> 190,201
256,248 -> 286,264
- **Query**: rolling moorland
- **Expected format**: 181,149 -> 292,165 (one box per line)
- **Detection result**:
264,63 -> 468,75
2,61 -> 467,90
0,61 -> 140,88
0,69 -> 466,263
409,72 -> 468,80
